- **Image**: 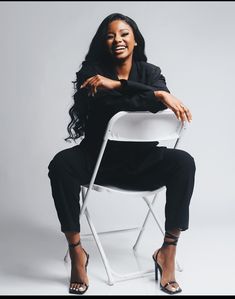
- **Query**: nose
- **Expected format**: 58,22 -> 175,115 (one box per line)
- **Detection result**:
114,34 -> 122,44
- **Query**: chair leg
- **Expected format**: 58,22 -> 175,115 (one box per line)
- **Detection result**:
84,208 -> 115,285
81,188 -> 115,285
133,193 -> 159,251
142,196 -> 165,235
141,196 -> 183,272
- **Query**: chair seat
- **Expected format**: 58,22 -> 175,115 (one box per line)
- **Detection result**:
82,184 -> 166,196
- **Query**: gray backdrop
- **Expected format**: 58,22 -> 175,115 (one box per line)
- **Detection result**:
0,1 -> 235,292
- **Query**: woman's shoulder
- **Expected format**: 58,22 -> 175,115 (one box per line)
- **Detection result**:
136,61 -> 162,81
137,61 -> 161,73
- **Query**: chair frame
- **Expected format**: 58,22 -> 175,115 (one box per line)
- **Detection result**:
64,109 -> 186,285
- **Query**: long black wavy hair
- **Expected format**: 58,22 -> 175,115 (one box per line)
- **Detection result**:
65,13 -> 148,142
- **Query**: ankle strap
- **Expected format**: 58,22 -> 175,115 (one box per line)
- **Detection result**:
162,232 -> 179,247
69,240 -> 81,249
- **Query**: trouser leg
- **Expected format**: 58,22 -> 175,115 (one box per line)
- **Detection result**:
142,148 -> 196,231
162,149 -> 196,231
113,148 -> 196,231
48,143 -> 196,233
48,143 -> 92,233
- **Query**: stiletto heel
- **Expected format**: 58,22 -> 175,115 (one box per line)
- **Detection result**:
154,259 -> 158,281
68,240 -> 89,295
155,263 -> 158,281
152,232 -> 182,295
153,249 -> 161,281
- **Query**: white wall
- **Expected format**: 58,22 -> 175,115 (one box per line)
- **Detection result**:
0,1 -> 235,237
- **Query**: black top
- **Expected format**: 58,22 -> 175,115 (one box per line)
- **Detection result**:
75,60 -> 170,176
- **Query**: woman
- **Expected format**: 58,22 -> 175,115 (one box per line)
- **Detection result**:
48,13 -> 196,295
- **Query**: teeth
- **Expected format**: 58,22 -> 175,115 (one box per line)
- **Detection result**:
114,46 -> 126,50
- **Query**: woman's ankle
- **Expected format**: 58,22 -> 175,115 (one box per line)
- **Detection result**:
65,231 -> 81,245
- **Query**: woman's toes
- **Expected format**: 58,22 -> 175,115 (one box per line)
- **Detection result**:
78,284 -> 86,291
171,282 -> 181,291
73,283 -> 78,290
165,282 -> 181,293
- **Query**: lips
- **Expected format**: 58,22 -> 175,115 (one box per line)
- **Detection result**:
112,45 -> 127,53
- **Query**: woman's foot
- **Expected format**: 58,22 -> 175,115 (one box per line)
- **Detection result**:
153,231 -> 182,294
69,241 -> 89,294
153,246 -> 181,293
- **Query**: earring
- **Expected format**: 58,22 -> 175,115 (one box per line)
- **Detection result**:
135,42 -> 137,46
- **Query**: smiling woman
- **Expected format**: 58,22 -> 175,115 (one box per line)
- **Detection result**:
47,13 -> 196,295
106,21 -> 136,61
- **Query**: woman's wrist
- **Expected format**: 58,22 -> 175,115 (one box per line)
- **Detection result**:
154,90 -> 168,100
113,80 -> 122,90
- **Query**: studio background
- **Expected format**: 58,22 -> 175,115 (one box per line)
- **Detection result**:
0,1 -> 234,295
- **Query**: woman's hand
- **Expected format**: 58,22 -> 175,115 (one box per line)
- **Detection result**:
80,75 -> 121,96
155,90 -> 192,122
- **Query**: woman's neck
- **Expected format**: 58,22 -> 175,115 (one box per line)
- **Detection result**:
114,57 -> 133,80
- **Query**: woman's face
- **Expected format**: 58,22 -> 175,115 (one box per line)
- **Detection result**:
105,20 -> 136,61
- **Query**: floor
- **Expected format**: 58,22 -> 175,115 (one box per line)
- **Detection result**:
1,216 -> 235,296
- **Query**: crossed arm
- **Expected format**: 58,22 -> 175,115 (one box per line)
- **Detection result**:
79,69 -> 192,123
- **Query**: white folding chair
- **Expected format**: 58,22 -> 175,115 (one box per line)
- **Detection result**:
65,109 -> 186,285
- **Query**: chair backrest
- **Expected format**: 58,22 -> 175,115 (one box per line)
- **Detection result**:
80,109 -> 186,215
105,109 -> 185,142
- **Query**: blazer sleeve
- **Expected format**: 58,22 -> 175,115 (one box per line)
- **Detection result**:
76,62 -> 168,113
95,89 -> 166,113
120,66 -> 170,94
94,66 -> 169,113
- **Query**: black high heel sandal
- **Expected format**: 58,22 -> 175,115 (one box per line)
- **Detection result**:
152,232 -> 182,295
68,240 -> 89,295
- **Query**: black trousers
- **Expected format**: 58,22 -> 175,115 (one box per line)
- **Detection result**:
48,142 -> 196,233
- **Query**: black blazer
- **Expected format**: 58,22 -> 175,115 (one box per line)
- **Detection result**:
75,60 -> 170,176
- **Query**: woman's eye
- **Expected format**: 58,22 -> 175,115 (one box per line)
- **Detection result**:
106,35 -> 114,40
122,32 -> 129,37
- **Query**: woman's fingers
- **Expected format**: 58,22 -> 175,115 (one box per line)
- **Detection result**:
174,109 -> 181,121
81,75 -> 101,88
87,77 -> 98,89
180,104 -> 192,122
81,75 -> 117,93
172,104 -> 192,123
185,108 -> 193,122
88,78 -> 98,96
179,104 -> 192,122
91,84 -> 97,97
155,91 -> 192,123
80,76 -> 95,88
81,76 -> 100,96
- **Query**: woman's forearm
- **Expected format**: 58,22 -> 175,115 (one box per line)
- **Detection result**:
154,90 -> 192,122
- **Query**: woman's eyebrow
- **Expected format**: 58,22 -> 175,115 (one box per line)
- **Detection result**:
107,29 -> 130,34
